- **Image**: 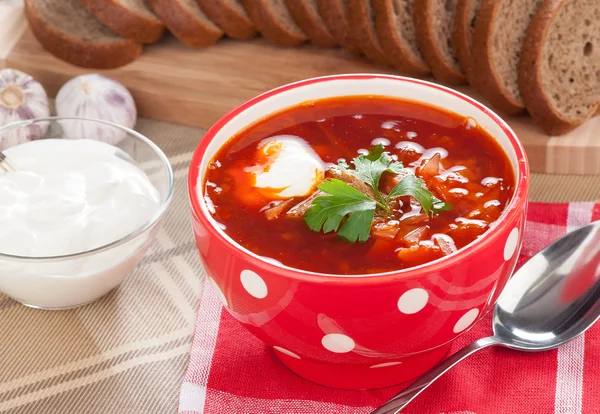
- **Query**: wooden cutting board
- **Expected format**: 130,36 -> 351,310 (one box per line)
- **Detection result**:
1,6 -> 599,175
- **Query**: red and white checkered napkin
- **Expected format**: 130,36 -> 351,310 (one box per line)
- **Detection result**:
179,202 -> 600,414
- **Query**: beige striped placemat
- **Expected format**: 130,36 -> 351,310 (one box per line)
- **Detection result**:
1,118 -> 599,414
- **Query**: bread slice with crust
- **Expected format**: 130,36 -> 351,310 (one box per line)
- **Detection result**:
197,0 -> 257,40
519,0 -> 600,135
80,0 -> 165,44
470,0 -> 544,115
348,0 -> 389,65
148,0 -> 223,48
453,0 -> 482,82
286,0 -> 337,47
374,0 -> 430,76
242,0 -> 307,47
413,0 -> 466,85
25,0 -> 142,68
317,0 -> 362,54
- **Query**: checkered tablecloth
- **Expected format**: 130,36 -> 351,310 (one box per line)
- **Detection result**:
179,202 -> 600,414
0,115 -> 599,413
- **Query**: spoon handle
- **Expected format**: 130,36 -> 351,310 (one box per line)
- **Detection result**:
0,152 -> 16,172
370,336 -> 502,414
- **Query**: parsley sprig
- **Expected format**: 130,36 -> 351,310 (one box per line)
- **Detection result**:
305,145 -> 451,243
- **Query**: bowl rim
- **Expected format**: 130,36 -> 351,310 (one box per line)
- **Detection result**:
188,74 -> 530,285
0,116 -> 174,262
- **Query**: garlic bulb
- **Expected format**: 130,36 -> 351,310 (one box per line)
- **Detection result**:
0,69 -> 50,150
56,74 -> 137,144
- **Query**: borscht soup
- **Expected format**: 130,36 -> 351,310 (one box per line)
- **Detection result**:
203,96 -> 514,275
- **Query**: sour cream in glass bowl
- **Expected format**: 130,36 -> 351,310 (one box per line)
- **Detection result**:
0,117 -> 174,309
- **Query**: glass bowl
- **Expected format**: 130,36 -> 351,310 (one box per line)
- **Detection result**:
0,117 -> 174,309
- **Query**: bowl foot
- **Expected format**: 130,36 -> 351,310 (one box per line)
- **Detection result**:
4,293 -> 107,310
19,299 -> 100,310
274,343 -> 452,389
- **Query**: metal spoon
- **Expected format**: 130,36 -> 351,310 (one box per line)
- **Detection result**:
0,151 -> 17,172
372,220 -> 600,414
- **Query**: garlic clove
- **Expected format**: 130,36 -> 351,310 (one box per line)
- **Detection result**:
56,74 -> 137,145
0,69 -> 50,150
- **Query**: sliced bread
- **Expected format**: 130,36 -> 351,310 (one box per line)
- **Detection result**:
452,0 -> 482,82
519,0 -> 600,135
317,0 -> 362,54
470,0 -> 544,115
80,0 -> 165,44
285,0 -> 338,47
373,0 -> 430,76
347,0 -> 389,65
242,0 -> 307,47
413,0 -> 466,84
148,0 -> 223,48
25,0 -> 142,68
197,0 -> 257,40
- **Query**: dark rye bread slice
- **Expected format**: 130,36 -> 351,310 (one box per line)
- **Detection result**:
373,0 -> 430,76
242,0 -> 307,47
148,0 -> 223,48
519,0 -> 600,135
197,0 -> 257,40
317,0 -> 362,54
25,0 -> 142,69
453,0 -> 482,82
413,0 -> 466,85
80,0 -> 165,44
348,0 -> 390,65
471,0 -> 544,115
285,0 -> 338,47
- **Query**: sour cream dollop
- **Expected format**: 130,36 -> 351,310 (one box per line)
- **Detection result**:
0,139 -> 160,257
249,135 -> 324,199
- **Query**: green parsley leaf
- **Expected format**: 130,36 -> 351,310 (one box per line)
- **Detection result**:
433,196 -> 453,213
304,145 -> 452,242
386,162 -> 405,175
363,144 -> 385,160
337,207 -> 376,242
347,145 -> 404,197
337,159 -> 350,170
387,174 -> 452,215
304,179 -> 376,243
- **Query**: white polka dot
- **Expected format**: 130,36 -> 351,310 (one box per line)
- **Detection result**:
397,288 -> 429,314
504,227 -> 519,261
240,269 -> 268,299
453,308 -> 480,333
207,277 -> 228,307
273,346 -> 301,359
321,333 -> 355,353
369,361 -> 403,369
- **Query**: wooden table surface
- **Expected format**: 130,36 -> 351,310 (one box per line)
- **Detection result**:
1,3 -> 600,175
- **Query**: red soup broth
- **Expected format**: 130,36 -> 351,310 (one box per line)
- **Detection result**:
204,96 -> 515,275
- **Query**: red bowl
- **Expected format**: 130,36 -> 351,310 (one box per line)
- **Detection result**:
188,74 -> 529,389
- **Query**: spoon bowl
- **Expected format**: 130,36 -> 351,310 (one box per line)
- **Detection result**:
373,220 -> 600,413
494,221 -> 600,351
